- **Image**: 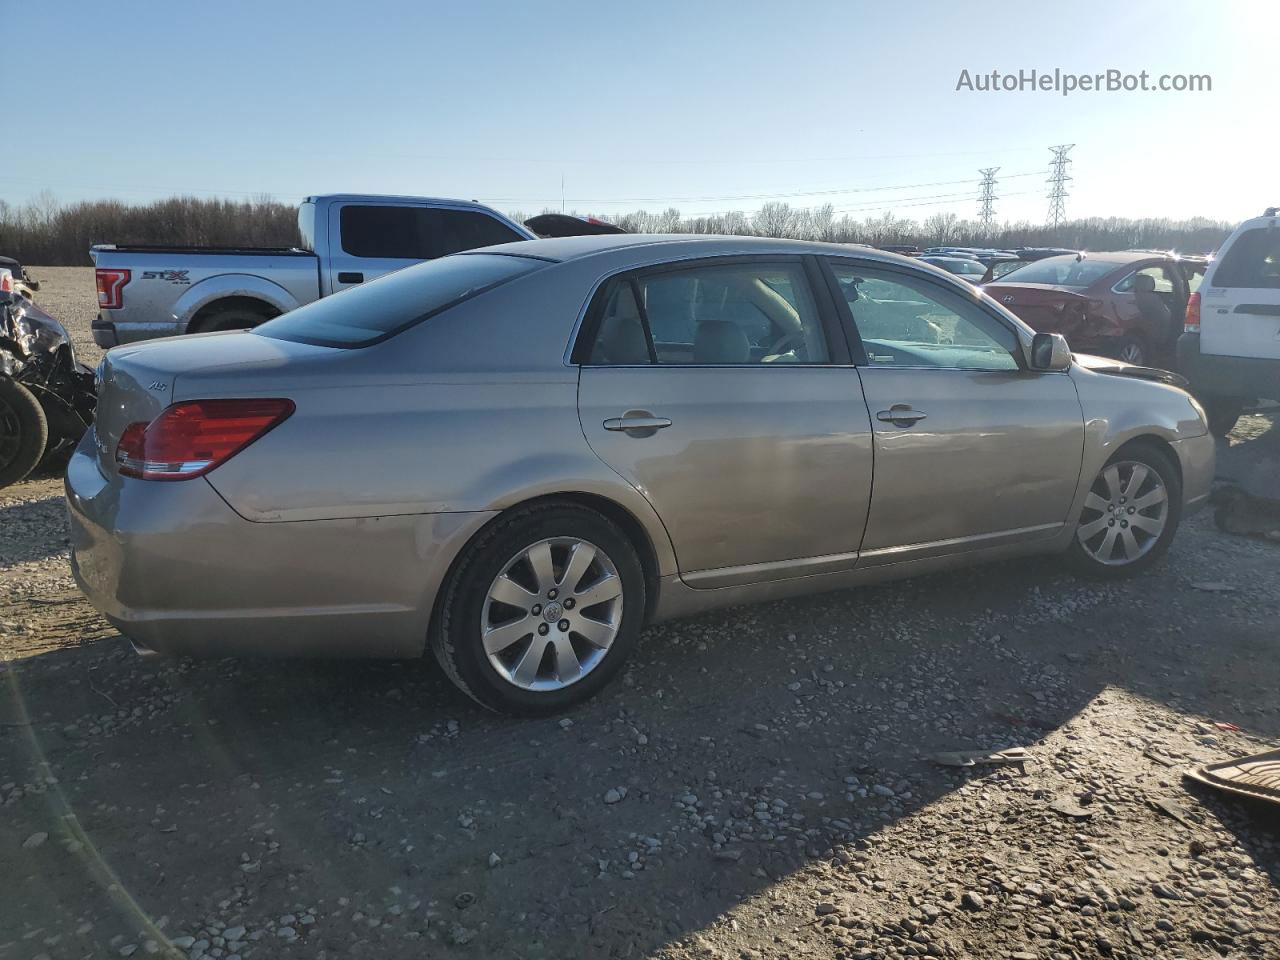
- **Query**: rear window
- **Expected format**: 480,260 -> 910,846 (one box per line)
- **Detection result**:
995,257 -> 1119,287
255,254 -> 543,348
339,206 -> 524,260
1211,228 -> 1280,289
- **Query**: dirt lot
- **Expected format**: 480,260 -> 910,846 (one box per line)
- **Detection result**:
2,268 -> 1279,960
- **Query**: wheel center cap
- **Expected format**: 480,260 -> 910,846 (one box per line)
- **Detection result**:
543,601 -> 564,623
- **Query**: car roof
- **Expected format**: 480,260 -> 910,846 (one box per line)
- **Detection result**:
468,233 -> 919,266
303,193 -> 507,212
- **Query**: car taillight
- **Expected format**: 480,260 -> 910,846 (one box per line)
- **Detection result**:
0,273 -> 11,292
1184,291 -> 1201,334
96,268 -> 130,309
115,398 -> 295,480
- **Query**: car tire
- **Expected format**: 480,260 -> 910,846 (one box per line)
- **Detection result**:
430,502 -> 645,715
195,305 -> 272,333
0,377 -> 48,489
1202,397 -> 1244,438
1109,335 -> 1148,366
1065,442 -> 1182,579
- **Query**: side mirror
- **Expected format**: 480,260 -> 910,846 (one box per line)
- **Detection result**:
1029,332 -> 1072,371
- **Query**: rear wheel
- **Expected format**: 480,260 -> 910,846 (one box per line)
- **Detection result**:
1109,335 -> 1148,366
430,503 -> 645,715
1202,397 -> 1244,438
0,377 -> 48,489
1065,443 -> 1181,579
194,305 -> 273,333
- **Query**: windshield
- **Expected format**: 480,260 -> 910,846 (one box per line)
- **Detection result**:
256,253 -> 544,348
996,257 -> 1118,287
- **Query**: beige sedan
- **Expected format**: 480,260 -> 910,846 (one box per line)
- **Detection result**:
66,236 -> 1215,714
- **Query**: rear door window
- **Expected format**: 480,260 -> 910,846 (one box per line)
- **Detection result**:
1212,228 -> 1280,289
340,206 -> 525,260
581,261 -> 831,366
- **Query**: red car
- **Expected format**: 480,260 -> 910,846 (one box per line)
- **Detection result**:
982,252 -> 1205,367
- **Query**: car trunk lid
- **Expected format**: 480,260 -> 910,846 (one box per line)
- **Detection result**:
983,282 -> 1094,337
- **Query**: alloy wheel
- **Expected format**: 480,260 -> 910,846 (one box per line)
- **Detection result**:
1118,341 -> 1144,365
1075,460 -> 1169,565
481,537 -> 623,691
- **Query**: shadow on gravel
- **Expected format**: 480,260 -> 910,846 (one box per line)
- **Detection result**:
0,495 -> 69,568
3,532 -> 1279,958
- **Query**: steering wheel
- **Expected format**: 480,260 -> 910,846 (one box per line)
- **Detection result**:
766,330 -> 805,359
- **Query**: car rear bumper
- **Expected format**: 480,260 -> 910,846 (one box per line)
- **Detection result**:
1177,333 -> 1280,401
64,435 -> 494,659
93,312 -> 188,348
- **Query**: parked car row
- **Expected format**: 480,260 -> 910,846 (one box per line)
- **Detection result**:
983,250 -> 1205,368
66,234 -> 1215,713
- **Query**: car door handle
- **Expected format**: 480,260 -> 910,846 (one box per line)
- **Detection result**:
876,406 -> 928,426
603,415 -> 672,433
337,272 -> 364,284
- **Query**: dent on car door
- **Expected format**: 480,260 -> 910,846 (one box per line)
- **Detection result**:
575,257 -> 874,586
824,259 -> 1085,562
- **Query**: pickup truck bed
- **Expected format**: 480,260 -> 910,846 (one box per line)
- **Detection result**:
98,244 -> 314,255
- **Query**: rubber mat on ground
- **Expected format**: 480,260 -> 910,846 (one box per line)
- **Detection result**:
1185,750 -> 1280,806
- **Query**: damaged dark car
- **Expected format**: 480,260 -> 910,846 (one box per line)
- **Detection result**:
0,291 -> 96,488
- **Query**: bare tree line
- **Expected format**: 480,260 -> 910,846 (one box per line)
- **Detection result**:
0,193 -> 300,266
0,193 -> 1234,266
551,203 -> 1233,254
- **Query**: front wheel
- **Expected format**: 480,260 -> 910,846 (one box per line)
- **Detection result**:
430,503 -> 645,715
0,377 -> 48,489
1065,443 -> 1182,579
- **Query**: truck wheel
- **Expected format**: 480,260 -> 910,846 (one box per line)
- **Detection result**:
195,306 -> 271,333
1202,397 -> 1244,438
0,378 -> 48,489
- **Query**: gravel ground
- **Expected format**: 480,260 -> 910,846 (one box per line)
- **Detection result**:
2,268 -> 1278,960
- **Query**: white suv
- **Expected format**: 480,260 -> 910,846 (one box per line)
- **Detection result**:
1179,207 -> 1280,436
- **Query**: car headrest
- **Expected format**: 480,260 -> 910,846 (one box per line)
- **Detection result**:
1132,273 -> 1156,293
694,320 -> 751,364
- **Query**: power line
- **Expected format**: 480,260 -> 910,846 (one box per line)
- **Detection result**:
832,188 -> 1040,217
1047,145 -> 1074,228
590,188 -> 1043,222
478,172 -> 1047,206
978,167 -> 1000,231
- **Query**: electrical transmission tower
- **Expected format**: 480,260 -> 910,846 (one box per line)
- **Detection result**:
1046,144 -> 1074,228
977,167 -> 1000,231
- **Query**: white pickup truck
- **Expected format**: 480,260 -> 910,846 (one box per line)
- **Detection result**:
89,194 -> 536,347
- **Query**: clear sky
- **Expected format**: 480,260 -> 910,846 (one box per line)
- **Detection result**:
5,0 -> 1275,226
